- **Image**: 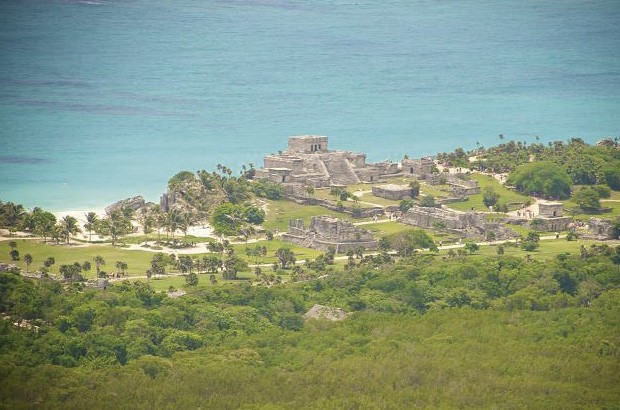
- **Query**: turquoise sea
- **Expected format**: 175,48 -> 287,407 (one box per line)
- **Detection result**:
1,0 -> 619,211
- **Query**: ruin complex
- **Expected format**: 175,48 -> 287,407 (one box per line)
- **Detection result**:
402,205 -> 517,240
282,216 -> 378,253
255,136 -> 400,187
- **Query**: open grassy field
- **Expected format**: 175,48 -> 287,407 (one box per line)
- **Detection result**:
232,238 -> 322,264
448,173 -> 532,212
0,238 -> 154,279
561,196 -> 620,221
263,199 -> 362,232
464,238 -> 615,261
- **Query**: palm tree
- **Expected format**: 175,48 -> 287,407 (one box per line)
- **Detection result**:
275,248 -> 295,269
23,253 -> 32,273
60,215 -> 81,244
166,209 -> 184,239
137,208 -> 153,237
93,256 -> 105,277
84,212 -> 98,242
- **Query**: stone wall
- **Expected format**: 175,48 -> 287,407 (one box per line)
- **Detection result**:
530,216 -> 572,232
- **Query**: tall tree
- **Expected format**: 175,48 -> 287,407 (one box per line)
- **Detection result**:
93,256 -> 105,277
84,212 -> 99,242
60,215 -> 81,244
23,253 -> 33,273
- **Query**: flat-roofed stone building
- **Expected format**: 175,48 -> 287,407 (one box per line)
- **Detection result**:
530,201 -> 572,231
372,184 -> 412,201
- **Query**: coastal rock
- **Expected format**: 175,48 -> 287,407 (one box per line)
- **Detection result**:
303,304 -> 349,321
105,196 -> 146,215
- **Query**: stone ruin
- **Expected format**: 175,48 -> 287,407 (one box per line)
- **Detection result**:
402,205 -> 517,240
303,304 -> 349,321
282,215 -> 378,253
528,201 -> 572,232
255,136 -> 400,188
426,173 -> 480,196
586,218 -> 617,240
402,157 -> 434,179
372,184 -> 412,201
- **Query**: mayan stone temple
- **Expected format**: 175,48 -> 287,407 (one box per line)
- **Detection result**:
255,135 -> 400,187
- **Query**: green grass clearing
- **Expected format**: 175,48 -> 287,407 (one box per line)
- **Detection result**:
447,173 -> 532,212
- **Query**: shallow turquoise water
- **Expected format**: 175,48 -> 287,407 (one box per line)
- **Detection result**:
1,0 -> 619,210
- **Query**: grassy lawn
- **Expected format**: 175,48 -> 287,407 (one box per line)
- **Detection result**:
448,174 -> 532,212
232,238 -> 322,264
562,195 -> 620,221
363,221 -> 412,236
467,238 -> 605,261
263,199 -> 359,232
357,192 -> 400,207
0,239 -> 154,279
120,234 -> 215,245
419,183 -> 451,198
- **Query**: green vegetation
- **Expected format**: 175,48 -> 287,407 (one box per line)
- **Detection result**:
447,174 -> 531,212
2,140 -> 620,407
1,247 -> 619,408
507,161 -> 572,199
262,199 -> 356,232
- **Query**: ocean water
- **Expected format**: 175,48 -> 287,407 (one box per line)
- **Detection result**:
1,0 -> 619,211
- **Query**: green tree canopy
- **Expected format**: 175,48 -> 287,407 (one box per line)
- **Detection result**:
507,161 -> 572,199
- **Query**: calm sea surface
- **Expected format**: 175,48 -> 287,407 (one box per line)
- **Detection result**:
1,0 -> 619,211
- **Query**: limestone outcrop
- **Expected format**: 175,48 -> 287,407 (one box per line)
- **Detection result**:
303,304 -> 349,321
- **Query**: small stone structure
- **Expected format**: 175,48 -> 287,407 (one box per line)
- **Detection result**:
372,184 -> 412,201
282,216 -> 378,253
538,201 -> 564,218
402,157 -> 434,179
255,136 -> 400,187
529,201 -> 572,231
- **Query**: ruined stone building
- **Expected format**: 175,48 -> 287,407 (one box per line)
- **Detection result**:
402,205 -> 517,240
282,216 -> 378,253
371,184 -> 412,201
586,218 -> 617,240
530,201 -> 572,231
426,173 -> 480,196
255,136 -> 399,188
402,157 -> 434,179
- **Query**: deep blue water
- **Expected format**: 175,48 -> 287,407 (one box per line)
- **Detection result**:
1,0 -> 619,211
